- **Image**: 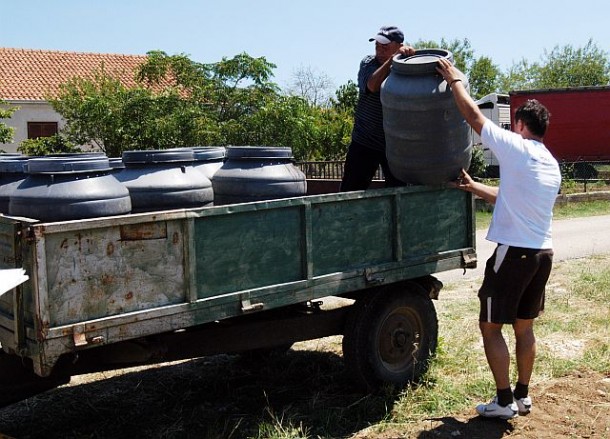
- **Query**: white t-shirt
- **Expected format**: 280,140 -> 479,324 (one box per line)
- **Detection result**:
481,120 -> 561,249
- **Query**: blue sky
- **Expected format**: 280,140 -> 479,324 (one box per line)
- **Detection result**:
2,0 -> 608,91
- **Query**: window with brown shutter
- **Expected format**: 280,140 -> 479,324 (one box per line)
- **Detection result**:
27,122 -> 58,139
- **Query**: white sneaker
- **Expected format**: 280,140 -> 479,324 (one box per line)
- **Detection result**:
476,397 -> 519,419
515,396 -> 532,415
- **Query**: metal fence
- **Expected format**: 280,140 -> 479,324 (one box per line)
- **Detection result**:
296,161 -> 383,180
296,160 -> 610,193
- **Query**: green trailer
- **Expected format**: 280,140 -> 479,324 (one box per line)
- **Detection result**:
0,184 -> 476,407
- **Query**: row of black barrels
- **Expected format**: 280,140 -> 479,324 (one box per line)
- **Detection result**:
0,146 -> 307,222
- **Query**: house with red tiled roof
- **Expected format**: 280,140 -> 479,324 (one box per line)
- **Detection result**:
0,47 -> 158,153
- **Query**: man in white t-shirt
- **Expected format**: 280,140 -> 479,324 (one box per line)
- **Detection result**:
436,57 -> 561,420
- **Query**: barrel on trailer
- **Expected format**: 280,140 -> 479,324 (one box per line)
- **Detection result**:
0,156 -> 29,214
381,49 -> 472,185
9,155 -> 132,221
212,146 -> 306,205
193,146 -> 225,181
117,148 -> 214,213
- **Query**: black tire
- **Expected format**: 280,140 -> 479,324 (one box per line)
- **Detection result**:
342,284 -> 438,391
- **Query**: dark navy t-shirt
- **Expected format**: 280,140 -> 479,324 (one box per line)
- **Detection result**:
351,55 -> 386,151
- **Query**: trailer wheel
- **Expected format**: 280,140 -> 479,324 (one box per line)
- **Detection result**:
342,284 -> 438,391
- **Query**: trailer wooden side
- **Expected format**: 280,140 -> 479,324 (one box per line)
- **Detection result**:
1,185 -> 476,404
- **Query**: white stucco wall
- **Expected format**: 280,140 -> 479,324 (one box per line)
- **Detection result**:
0,101 -> 66,153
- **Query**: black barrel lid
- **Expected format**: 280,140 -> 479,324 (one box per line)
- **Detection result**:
122,148 -> 195,164
26,156 -> 112,174
193,146 -> 226,161
392,49 -> 454,75
225,146 -> 294,160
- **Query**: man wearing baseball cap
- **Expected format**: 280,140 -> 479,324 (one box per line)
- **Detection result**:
340,26 -> 415,191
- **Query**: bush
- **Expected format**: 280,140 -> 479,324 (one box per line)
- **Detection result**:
468,146 -> 487,178
18,134 -> 81,156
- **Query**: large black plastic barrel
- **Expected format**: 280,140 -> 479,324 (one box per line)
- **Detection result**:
116,148 -> 213,213
192,146 -> 225,180
9,155 -> 132,221
381,49 -> 472,185
0,157 -> 29,214
212,146 -> 306,205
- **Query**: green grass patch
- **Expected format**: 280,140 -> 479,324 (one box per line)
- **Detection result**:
476,199 -> 610,230
554,199 -> 610,219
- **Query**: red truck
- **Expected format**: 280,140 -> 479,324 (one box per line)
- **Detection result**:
477,86 -> 610,178
510,86 -> 610,163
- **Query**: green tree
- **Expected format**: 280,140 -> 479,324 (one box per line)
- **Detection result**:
497,58 -> 539,92
468,56 -> 501,99
51,70 -> 205,157
135,51 -> 284,147
499,40 -> 610,91
0,100 -> 17,145
222,95 -> 352,160
52,51 -> 281,156
208,52 -> 280,122
139,51 -> 280,124
52,50 -> 351,161
131,51 -> 352,160
331,80 -> 358,115
536,39 -> 610,87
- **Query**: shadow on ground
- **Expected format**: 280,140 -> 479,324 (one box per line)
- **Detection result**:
0,349 -> 399,438
417,416 -> 515,439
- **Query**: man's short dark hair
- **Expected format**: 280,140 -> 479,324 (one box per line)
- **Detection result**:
514,99 -> 550,137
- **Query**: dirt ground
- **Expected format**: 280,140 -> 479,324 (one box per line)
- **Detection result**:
363,371 -> 610,438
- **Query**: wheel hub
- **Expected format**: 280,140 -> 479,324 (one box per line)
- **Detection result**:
379,313 -> 419,366
392,328 -> 408,348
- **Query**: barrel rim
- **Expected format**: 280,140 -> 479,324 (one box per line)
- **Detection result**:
26,156 -> 112,174
108,157 -> 126,169
122,148 -> 195,164
0,157 -> 30,173
391,48 -> 454,75
193,146 -> 226,161
225,146 -> 294,160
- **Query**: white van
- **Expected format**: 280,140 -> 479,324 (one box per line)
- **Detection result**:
473,93 -> 510,177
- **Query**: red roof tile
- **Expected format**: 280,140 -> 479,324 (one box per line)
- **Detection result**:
0,47 -> 166,101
